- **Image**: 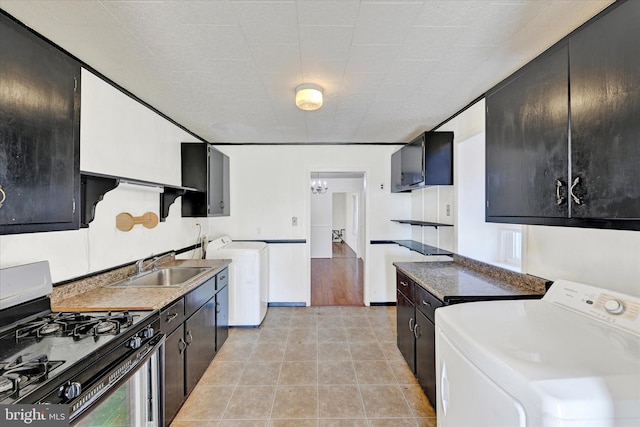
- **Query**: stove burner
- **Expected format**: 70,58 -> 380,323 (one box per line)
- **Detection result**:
0,376 -> 12,393
0,354 -> 63,399
95,321 -> 116,334
14,311 -> 137,341
39,323 -> 62,335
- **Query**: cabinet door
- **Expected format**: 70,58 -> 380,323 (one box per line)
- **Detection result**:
486,43 -> 569,222
414,309 -> 437,408
185,299 -> 216,395
207,147 -> 230,216
569,0 -> 640,221
216,285 -> 229,351
0,13 -> 80,234
396,290 -> 415,372
164,324 -> 185,427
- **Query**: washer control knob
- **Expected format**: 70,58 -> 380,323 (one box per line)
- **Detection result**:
127,336 -> 142,349
59,381 -> 82,400
604,299 -> 625,315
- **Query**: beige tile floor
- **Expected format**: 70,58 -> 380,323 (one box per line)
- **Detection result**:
171,306 -> 437,427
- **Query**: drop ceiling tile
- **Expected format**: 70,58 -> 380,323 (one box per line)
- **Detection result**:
165,0 -> 240,26
344,44 -> 401,73
232,1 -> 298,44
299,26 -> 355,60
250,44 -> 302,73
297,0 -> 360,26
383,60 -> 439,85
340,73 -> 386,94
433,44 -> 498,73
396,26 -> 461,61
353,2 -> 424,45
301,59 -> 348,86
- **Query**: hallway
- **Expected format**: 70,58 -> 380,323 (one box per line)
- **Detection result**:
311,242 -> 364,306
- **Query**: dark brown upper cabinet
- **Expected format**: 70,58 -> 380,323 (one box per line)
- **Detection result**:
485,0 -> 639,231
0,12 -> 81,235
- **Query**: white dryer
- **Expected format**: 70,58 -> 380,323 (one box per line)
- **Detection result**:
435,279 -> 640,427
206,236 -> 269,326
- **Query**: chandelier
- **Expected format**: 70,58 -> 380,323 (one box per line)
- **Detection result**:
310,173 -> 328,194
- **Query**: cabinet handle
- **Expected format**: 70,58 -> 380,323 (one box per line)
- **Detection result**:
570,176 -> 583,205
178,338 -> 187,354
408,317 -> 414,332
185,330 -> 193,345
220,201 -> 225,209
413,323 -> 421,339
400,281 -> 408,287
422,300 -> 431,307
0,185 -> 5,208
216,302 -> 221,314
166,312 -> 178,323
220,275 -> 226,281
555,179 -> 566,205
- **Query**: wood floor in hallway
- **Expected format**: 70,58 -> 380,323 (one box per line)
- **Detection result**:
311,242 -> 364,306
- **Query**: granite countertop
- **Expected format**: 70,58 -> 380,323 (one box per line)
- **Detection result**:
393,259 -> 546,304
52,258 -> 231,312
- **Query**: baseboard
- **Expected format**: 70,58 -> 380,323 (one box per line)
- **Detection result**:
370,302 -> 396,307
268,302 -> 307,307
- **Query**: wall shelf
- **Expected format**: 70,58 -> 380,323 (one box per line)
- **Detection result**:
370,240 -> 453,257
392,220 -> 453,229
81,171 -> 198,227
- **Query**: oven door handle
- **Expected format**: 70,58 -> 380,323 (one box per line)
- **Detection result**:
65,333 -> 166,425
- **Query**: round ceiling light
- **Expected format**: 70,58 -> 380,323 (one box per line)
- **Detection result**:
295,84 -> 323,111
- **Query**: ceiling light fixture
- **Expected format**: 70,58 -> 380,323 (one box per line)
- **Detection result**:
311,173 -> 328,194
295,84 -> 323,111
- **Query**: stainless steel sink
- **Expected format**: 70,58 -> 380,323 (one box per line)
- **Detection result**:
109,267 -> 209,288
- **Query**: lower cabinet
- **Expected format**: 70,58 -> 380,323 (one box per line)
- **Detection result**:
162,268 -> 229,426
164,324 -> 186,424
396,270 -> 442,409
185,298 -> 216,394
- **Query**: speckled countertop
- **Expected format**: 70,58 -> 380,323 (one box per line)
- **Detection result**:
394,255 -> 547,304
51,258 -> 231,312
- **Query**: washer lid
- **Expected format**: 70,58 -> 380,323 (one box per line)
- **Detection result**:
436,299 -> 640,422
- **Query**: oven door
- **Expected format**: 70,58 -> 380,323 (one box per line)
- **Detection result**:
72,334 -> 165,427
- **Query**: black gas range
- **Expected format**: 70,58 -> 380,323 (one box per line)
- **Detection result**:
0,261 -> 164,425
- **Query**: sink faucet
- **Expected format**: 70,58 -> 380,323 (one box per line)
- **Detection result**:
136,257 -> 155,274
135,252 -> 174,274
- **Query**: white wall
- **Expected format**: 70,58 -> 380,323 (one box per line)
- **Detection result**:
0,69 -> 205,282
202,146 -> 406,305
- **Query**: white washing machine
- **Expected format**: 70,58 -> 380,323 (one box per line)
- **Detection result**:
206,236 -> 269,326
435,279 -> 640,427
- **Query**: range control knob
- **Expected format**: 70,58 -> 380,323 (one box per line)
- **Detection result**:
141,327 -> 154,339
604,299 -> 625,315
127,336 -> 142,349
58,381 -> 82,400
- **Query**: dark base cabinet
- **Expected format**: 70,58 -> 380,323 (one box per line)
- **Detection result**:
396,270 -> 442,409
164,324 -> 185,424
162,268 -> 229,427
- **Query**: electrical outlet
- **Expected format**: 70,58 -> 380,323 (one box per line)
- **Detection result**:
292,217 -> 298,226
446,205 -> 451,216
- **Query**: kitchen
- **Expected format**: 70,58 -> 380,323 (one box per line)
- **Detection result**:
1,0 -> 639,426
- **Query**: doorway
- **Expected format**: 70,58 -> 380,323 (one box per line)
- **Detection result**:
310,173 -> 365,306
